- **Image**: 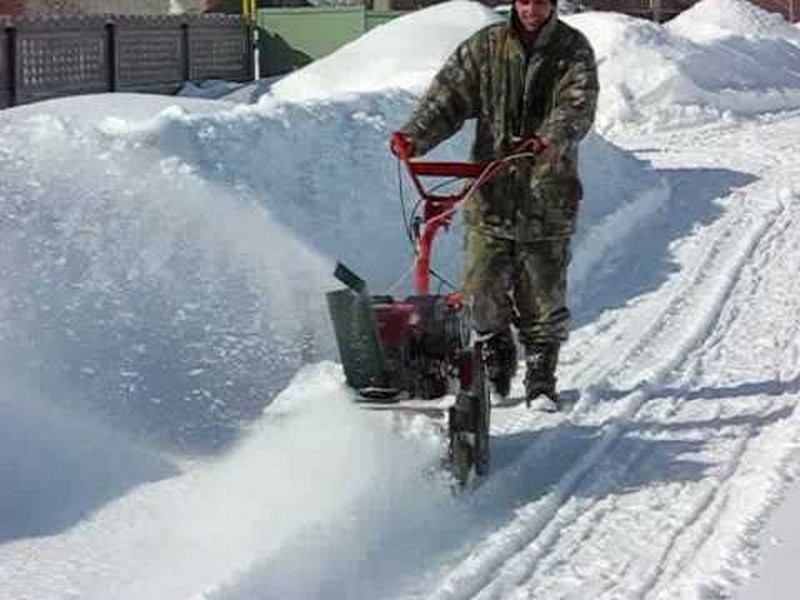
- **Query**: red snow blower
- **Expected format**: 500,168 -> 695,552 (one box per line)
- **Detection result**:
326,154 -> 520,485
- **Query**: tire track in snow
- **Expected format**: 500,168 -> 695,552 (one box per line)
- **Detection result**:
630,409 -> 762,599
462,116 -> 800,596
488,186 -> 772,458
576,193 -> 765,391
429,189 -> 783,600
489,187 -> 738,436
633,203 -> 800,598
521,191 -> 797,599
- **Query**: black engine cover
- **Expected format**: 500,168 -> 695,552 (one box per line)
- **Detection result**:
372,295 -> 469,399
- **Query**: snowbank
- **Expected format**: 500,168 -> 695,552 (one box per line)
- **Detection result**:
268,0 -> 502,101
569,0 -> 800,132
221,0 -> 800,133
668,0 -> 800,43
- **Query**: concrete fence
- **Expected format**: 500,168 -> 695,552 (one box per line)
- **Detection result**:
0,13 -> 252,108
0,0 -> 218,17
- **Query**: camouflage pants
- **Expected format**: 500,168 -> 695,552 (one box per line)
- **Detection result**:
462,228 -> 571,349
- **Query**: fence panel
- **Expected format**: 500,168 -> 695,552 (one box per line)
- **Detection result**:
0,21 -> 10,108
188,15 -> 251,81
14,15 -> 108,105
78,0 -> 175,13
114,16 -> 186,94
1,14 -> 250,108
585,0 -> 651,15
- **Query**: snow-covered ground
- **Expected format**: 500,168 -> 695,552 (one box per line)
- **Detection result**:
2,0 -> 800,597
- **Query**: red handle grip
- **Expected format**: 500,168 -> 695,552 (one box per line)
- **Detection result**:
405,160 -> 487,179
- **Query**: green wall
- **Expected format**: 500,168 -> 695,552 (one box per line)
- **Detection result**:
366,10 -> 406,29
255,6 -> 407,76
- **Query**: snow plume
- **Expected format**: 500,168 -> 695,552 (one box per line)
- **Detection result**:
0,106 -> 334,453
99,92 -> 475,294
198,364 -> 472,600
0,19 -> 672,456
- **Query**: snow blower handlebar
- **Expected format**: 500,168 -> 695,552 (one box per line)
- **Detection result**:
402,155 -> 528,295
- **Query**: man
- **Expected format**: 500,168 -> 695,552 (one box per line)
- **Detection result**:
390,0 -> 598,411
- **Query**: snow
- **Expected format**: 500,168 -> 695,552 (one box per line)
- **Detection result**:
668,0 -> 800,43
2,0 -> 800,597
267,0 -> 502,101
738,468 -> 800,599
569,9 -> 800,133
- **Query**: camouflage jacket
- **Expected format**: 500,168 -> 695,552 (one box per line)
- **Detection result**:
399,13 -> 599,241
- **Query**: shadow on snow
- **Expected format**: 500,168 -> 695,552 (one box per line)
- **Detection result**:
573,166 -> 758,328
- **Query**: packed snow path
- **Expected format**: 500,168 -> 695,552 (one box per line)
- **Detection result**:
421,112 -> 800,599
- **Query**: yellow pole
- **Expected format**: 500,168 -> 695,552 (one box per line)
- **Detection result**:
241,0 -> 256,24
249,0 -> 260,80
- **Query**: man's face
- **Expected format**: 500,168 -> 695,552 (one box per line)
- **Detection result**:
514,0 -> 554,33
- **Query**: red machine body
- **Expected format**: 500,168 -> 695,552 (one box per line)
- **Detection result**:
327,155 -> 521,483
362,159 -> 507,400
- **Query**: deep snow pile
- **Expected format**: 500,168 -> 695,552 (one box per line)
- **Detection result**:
105,92 -> 665,294
0,96 -> 336,454
231,0 -> 800,133
570,0 -> 800,133
669,0 -> 800,43
268,0 -> 502,100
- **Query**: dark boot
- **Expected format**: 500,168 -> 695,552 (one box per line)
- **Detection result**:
484,327 -> 517,398
524,343 -> 560,411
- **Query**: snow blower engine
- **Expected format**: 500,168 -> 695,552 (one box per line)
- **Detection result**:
327,261 -> 468,401
326,159 -> 504,400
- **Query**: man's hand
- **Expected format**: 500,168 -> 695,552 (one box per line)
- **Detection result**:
390,132 -> 415,160
512,136 -> 558,162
